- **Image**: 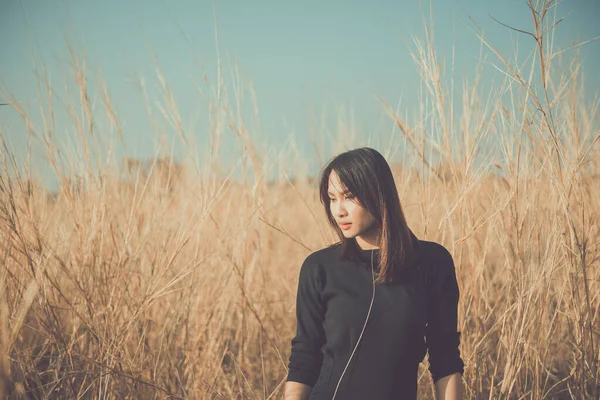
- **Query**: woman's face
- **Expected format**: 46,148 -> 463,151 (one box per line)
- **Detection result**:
327,170 -> 379,244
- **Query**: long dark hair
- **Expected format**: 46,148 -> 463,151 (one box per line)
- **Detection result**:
318,147 -> 417,283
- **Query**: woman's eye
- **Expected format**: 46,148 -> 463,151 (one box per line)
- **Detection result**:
345,195 -> 355,200
329,198 -> 336,202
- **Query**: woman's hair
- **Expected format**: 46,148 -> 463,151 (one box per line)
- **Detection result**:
318,147 -> 416,283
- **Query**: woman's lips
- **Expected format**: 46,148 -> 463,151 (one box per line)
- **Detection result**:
339,223 -> 352,230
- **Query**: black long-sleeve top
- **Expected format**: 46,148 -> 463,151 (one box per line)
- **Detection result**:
287,238 -> 464,399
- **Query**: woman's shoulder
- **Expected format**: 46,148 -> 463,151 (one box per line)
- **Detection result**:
417,240 -> 453,260
303,243 -> 342,266
415,239 -> 456,278
296,244 -> 342,285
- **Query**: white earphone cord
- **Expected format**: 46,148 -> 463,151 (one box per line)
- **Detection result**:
331,250 -> 376,400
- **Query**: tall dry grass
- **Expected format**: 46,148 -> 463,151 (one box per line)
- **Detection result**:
1,0 -> 599,398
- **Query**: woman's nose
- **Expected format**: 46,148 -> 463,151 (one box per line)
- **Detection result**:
335,202 -> 347,217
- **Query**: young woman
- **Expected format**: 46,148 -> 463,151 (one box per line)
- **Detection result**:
284,148 -> 465,400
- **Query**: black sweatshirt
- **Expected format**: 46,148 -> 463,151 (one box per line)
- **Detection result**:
287,238 -> 464,399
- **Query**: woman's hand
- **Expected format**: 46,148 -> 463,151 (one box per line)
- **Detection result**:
434,373 -> 464,400
284,381 -> 312,400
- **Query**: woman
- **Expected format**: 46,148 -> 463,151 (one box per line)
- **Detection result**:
284,148 -> 465,400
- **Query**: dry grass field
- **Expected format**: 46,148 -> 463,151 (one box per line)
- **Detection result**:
1,1 -> 599,398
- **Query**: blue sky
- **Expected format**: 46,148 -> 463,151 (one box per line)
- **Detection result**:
1,0 -> 599,187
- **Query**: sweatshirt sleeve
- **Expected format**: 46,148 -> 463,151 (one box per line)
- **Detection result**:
424,245 -> 465,382
287,255 -> 327,386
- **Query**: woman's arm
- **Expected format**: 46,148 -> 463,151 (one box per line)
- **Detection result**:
284,381 -> 312,400
434,372 -> 464,400
423,245 -> 465,395
286,256 -> 326,393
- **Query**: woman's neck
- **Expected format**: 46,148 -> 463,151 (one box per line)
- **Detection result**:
355,229 -> 380,250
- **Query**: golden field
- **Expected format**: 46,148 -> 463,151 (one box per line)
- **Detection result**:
1,1 -> 598,398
